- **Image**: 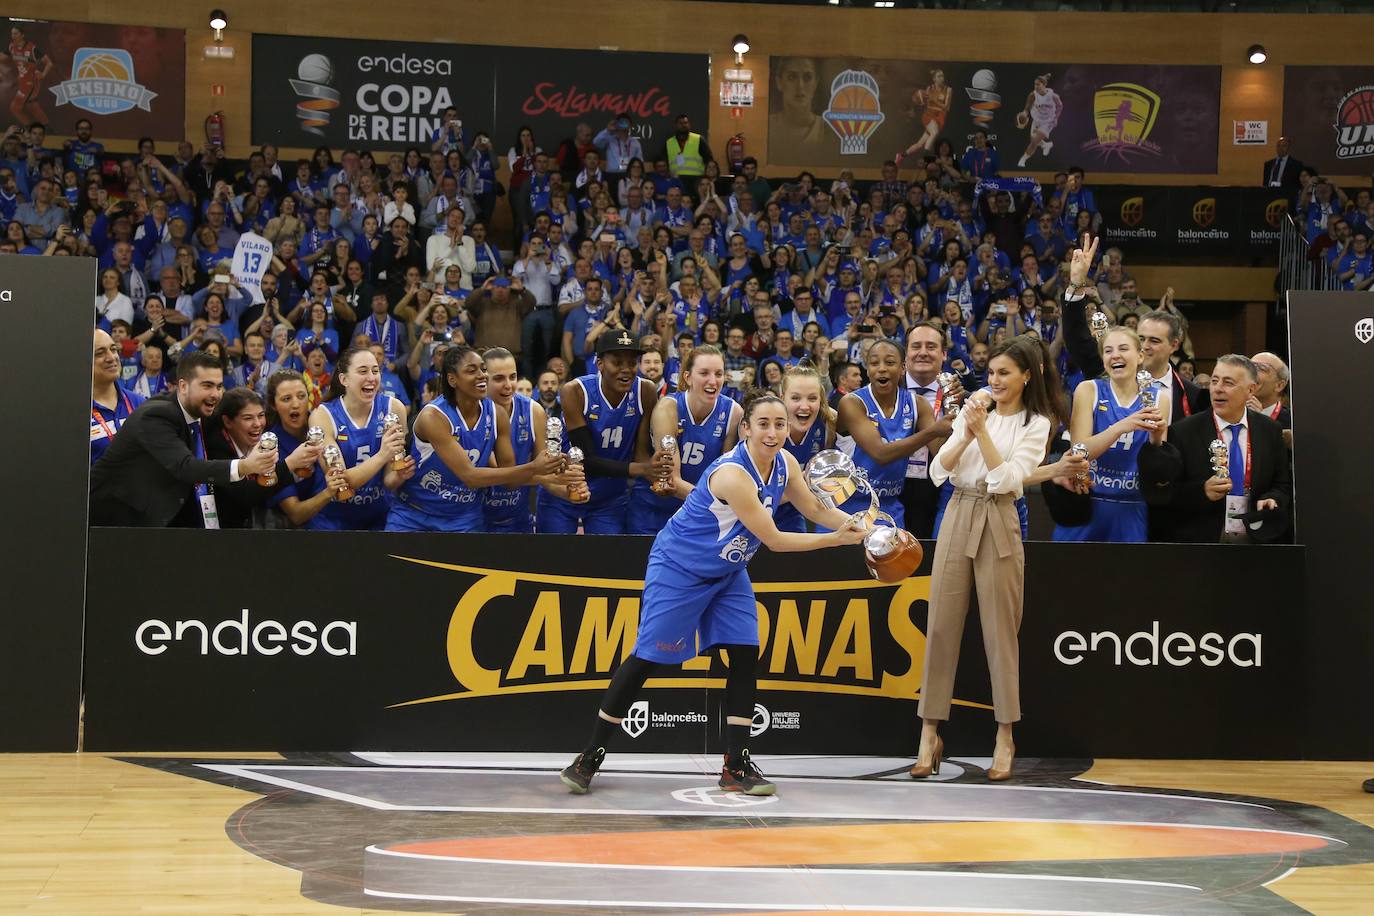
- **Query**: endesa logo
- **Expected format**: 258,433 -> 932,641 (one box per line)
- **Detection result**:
1054,621 -> 1260,668
135,609 -> 357,657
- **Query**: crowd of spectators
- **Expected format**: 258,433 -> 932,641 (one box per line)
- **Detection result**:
0,105 -> 1291,534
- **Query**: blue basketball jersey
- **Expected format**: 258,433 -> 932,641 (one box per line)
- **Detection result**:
318,395 -> 395,528
267,423 -> 327,515
395,398 -> 496,525
653,443 -> 789,579
775,418 -> 827,532
567,373 -> 643,506
484,393 -> 536,529
1087,377 -> 1147,503
629,391 -> 734,523
851,385 -> 917,501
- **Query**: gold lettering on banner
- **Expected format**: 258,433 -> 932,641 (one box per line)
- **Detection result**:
396,556 -> 987,712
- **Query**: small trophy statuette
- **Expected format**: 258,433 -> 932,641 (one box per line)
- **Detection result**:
566,447 -> 590,504
1089,310 -> 1111,340
1068,442 -> 1090,482
323,444 -> 355,501
1209,438 -> 1230,479
383,412 -> 407,471
255,431 -> 278,487
651,435 -> 677,496
544,416 -> 565,458
298,426 -> 325,479
936,371 -> 960,417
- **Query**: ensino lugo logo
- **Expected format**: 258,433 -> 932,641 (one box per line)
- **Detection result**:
50,48 -> 158,115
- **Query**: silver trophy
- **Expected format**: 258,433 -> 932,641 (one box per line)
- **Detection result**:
298,426 -> 325,479
566,446 -> 590,503
804,450 -> 920,580
382,412 -> 406,470
1209,438 -> 1230,479
1136,369 -> 1158,421
652,435 -> 678,495
936,371 -> 960,417
545,416 -> 565,457
255,431 -> 279,487
1089,310 -> 1111,340
1068,441 -> 1090,482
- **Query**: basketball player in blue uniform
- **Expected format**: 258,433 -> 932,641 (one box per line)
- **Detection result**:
540,330 -> 660,534
482,348 -> 554,533
628,344 -> 742,534
775,364 -> 835,533
308,347 -> 413,530
836,339 -> 942,529
91,329 -> 144,464
1054,327 -> 1164,542
388,347 -> 564,532
264,370 -> 335,528
560,394 -> 869,796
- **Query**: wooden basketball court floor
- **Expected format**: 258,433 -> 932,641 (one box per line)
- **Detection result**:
2,752 -> 1372,914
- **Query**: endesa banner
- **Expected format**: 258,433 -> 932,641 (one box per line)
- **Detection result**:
0,17 -> 185,140
250,35 -> 493,147
252,35 -> 707,151
84,530 -> 1302,759
1093,185 -> 1292,262
768,57 -> 1220,174
1283,66 -> 1374,174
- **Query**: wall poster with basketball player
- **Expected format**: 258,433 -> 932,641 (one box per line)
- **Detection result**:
767,57 -> 1219,175
1282,66 -> 1374,175
0,17 -> 184,140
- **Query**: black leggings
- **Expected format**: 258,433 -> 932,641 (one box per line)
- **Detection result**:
601,645 -> 758,720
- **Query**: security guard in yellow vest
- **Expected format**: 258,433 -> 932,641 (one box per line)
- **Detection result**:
664,114 -> 714,179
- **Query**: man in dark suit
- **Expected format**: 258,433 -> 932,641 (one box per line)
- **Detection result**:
1139,355 -> 1292,544
89,352 -> 276,527
1249,351 -> 1293,438
1262,137 -> 1304,191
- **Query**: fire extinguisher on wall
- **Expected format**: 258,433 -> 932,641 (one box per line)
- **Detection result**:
726,133 -> 745,173
205,111 -> 226,149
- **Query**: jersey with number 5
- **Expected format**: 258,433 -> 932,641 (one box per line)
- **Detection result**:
571,372 -> 643,505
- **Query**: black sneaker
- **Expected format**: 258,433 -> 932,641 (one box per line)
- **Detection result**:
559,748 -> 606,794
719,750 -> 776,796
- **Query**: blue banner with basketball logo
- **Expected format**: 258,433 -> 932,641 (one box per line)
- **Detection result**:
767,57 -> 1220,174
0,17 -> 185,141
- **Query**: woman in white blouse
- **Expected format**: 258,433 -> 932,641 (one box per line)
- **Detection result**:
95,267 -> 134,327
912,335 -> 1061,783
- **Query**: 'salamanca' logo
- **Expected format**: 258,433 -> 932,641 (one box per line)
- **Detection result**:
290,54 -> 342,136
50,48 -> 157,115
822,70 -> 885,156
1082,82 -> 1163,164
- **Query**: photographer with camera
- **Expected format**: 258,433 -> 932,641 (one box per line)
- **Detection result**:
466,276 -> 535,357
514,233 -> 561,377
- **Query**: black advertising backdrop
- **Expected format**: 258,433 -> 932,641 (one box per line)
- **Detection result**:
768,57 -> 1220,173
1282,66 -> 1374,175
1288,292 -> 1374,759
251,35 -> 708,153
0,17 -> 186,140
491,48 -> 709,156
85,530 -> 1303,758
250,36 -> 494,149
1093,186 -> 1288,263
1,257 -> 95,750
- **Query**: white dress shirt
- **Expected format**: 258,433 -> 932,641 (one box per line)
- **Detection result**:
930,408 -> 1051,496
904,372 -> 940,479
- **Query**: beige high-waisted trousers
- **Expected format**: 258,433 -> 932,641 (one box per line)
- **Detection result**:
917,485 -> 1024,724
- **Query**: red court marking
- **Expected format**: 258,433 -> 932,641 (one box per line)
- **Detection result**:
389,820 -> 1330,867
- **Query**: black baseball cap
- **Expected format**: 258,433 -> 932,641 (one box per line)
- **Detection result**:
595,328 -> 642,356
